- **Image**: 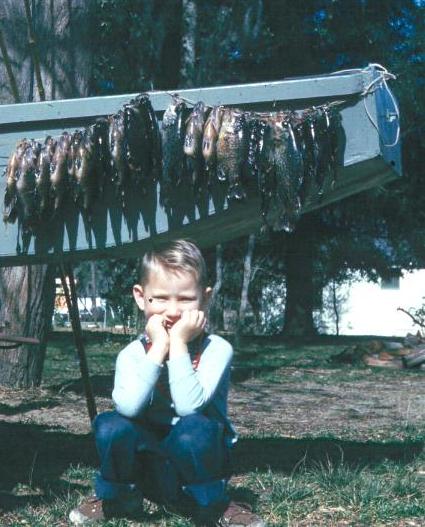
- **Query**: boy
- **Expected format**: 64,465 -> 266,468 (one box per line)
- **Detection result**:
69,239 -> 265,526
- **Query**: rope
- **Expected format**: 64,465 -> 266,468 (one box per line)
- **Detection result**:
330,63 -> 400,147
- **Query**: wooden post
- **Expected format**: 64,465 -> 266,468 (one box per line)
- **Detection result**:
59,263 -> 97,422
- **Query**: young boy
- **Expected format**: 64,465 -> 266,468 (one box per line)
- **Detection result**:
69,239 -> 265,526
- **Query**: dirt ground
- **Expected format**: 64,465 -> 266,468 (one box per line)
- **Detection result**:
0,363 -> 423,441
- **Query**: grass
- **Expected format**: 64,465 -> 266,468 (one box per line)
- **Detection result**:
0,330 -> 424,526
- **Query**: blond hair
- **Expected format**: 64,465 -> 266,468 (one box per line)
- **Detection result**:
141,239 -> 208,288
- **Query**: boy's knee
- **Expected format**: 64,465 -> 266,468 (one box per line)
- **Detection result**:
94,411 -> 136,443
173,414 -> 222,451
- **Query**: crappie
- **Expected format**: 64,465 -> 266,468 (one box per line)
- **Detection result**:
160,97 -> 186,209
216,108 -> 250,200
265,112 -> 304,233
109,110 -> 128,199
184,101 -> 209,194
90,117 -> 110,196
74,131 -> 97,213
50,132 -> 71,212
35,136 -> 56,217
202,105 -> 223,178
248,117 -> 273,225
16,140 -> 41,232
3,140 -> 27,223
130,94 -> 162,183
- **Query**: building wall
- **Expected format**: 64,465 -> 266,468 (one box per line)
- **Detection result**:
324,270 -> 425,337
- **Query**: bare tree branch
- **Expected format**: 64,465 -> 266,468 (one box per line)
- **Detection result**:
23,0 -> 45,101
0,22 -> 20,102
397,307 -> 425,329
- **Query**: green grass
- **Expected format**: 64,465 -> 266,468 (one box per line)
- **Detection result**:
0,331 -> 423,526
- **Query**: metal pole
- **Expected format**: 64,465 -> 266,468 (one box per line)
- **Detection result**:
59,263 -> 97,422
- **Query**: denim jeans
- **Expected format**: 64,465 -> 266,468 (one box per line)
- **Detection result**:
93,411 -> 230,514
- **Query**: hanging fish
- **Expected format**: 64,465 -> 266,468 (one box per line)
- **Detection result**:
160,97 -> 186,210
248,117 -> 274,225
35,136 -> 56,218
184,101 -> 209,195
109,110 -> 128,201
3,139 -> 28,224
323,105 -> 341,188
216,108 -> 250,201
202,105 -> 223,180
16,140 -> 41,233
90,117 -> 110,196
74,131 -> 97,214
132,93 -> 162,182
68,130 -> 84,195
124,97 -> 150,187
50,132 -> 71,212
263,112 -> 303,233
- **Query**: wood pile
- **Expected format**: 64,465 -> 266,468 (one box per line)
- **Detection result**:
332,333 -> 425,370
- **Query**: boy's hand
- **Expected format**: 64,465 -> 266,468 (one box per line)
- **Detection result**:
146,314 -> 169,346
169,309 -> 206,344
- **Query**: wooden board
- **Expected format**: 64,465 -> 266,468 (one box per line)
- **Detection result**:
0,65 -> 401,266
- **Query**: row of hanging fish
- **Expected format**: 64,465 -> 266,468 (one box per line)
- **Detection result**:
2,92 -> 341,236
162,97 -> 341,232
2,94 -> 161,235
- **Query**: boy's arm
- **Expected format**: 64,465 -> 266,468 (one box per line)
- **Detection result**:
167,334 -> 233,416
112,341 -> 162,418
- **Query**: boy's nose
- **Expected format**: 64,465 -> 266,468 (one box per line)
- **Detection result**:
165,300 -> 181,318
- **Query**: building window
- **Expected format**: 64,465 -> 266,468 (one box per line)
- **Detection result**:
380,275 -> 400,290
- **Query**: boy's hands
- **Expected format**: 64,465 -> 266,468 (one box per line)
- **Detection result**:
145,314 -> 169,345
169,309 -> 206,344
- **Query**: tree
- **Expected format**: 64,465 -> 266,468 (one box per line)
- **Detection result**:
0,0 -> 93,387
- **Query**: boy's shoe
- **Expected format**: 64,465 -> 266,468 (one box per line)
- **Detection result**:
216,501 -> 265,527
69,495 -> 143,525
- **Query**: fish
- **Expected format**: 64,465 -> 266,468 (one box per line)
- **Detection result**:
323,105 -> 341,188
184,101 -> 209,194
74,131 -> 97,213
16,140 -> 41,232
263,112 -> 304,233
216,108 -> 250,200
248,117 -> 274,225
160,97 -> 186,210
109,110 -> 128,200
50,132 -> 71,212
90,117 -> 110,196
124,97 -> 150,187
3,140 -> 28,223
68,130 -> 84,196
132,94 -> 162,182
35,136 -> 56,217
202,105 -> 223,179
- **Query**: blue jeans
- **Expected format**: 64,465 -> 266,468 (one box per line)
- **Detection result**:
93,411 -> 230,514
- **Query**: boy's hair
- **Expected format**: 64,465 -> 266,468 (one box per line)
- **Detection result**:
141,239 -> 208,288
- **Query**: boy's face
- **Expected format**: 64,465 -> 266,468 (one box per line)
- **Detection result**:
133,266 -> 211,330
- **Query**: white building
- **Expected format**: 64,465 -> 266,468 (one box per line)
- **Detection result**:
322,270 -> 425,337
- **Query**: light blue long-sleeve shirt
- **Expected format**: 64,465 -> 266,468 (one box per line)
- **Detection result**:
112,333 -> 237,444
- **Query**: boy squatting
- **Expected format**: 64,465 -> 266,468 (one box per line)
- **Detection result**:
69,239 -> 265,527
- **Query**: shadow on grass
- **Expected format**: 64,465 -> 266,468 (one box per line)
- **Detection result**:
52,374 -> 114,398
233,436 -> 424,473
0,421 -> 96,511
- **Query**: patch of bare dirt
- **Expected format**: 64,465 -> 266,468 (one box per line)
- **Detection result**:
0,366 -> 423,442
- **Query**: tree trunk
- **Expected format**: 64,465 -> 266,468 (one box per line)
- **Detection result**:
208,244 -> 224,333
282,216 -> 317,337
331,281 -> 340,336
0,265 -> 55,387
180,0 -> 197,88
236,234 -> 255,344
0,0 -> 93,387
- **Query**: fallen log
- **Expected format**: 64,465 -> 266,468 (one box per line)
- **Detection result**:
402,348 -> 425,369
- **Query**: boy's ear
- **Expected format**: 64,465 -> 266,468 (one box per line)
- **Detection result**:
133,284 -> 145,311
204,286 -> 212,304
